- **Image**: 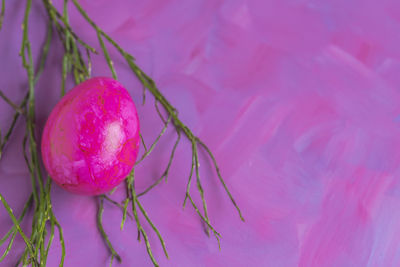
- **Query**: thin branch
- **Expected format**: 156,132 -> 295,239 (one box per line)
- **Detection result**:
193,142 -> 210,236
128,170 -> 161,267
71,0 -> 134,60
97,31 -> 117,80
86,48 -> 92,77
63,3 -> 236,255
0,0 -> 4,30
103,194 -> 133,220
1,18 -> 52,160
197,139 -> 245,222
135,114 -> 172,165
138,130 -> 181,197
186,194 -> 221,249
0,0 -> 245,264
61,53 -> 70,96
163,129 -> 181,182
140,134 -> 148,153
154,100 -> 167,124
0,92 -> 28,160
0,194 -> 33,262
97,196 -> 122,263
183,143 -> 196,208
142,86 -> 146,105
135,199 -> 169,259
15,1 -> 66,265
120,198 -> 130,230
42,0 -> 97,53
52,213 -> 66,267
0,193 -> 36,265
34,22 -> 52,84
0,90 -> 25,115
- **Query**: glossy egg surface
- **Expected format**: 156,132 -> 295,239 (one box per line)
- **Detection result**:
41,77 -> 140,195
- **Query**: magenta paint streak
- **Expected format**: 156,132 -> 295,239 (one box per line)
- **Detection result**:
2,0 -> 400,266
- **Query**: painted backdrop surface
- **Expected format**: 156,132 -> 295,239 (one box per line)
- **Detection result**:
2,0 -> 400,266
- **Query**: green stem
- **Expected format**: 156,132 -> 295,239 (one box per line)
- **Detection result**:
128,170 -> 160,267
0,90 -> 25,114
135,199 -> 169,259
0,195 -> 33,262
140,134 -> 148,153
0,0 -> 245,264
71,0 -> 133,60
34,22 -> 52,84
103,195 -> 133,221
42,0 -> 96,53
0,193 -> 36,265
183,143 -> 196,208
15,1 -> 65,266
198,140 -> 245,221
193,142 -> 210,236
0,91 -> 28,161
120,198 -> 130,230
97,196 -> 122,263
186,194 -> 221,249
135,114 -> 171,165
52,213 -> 66,267
0,0 -> 4,30
138,130 -> 181,197
97,31 -> 117,80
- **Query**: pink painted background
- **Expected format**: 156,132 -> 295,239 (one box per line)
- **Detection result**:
2,0 -> 400,266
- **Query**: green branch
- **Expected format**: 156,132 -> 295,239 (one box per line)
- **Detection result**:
97,196 -> 122,264
0,0 -> 244,266
0,193 -> 36,265
0,0 -> 4,30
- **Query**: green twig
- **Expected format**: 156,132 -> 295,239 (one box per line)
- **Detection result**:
0,92 -> 28,160
197,140 -> 245,222
97,31 -> 117,80
0,0 -> 4,30
135,114 -> 172,165
42,0 -> 97,53
0,193 -> 36,265
12,0 -> 66,265
193,142 -> 210,236
97,196 -> 122,264
154,100 -> 167,124
34,22 -> 52,84
1,19 -> 52,159
61,54 -> 70,96
138,130 -> 181,197
85,48 -> 92,77
52,213 -> 66,266
0,194 -> 33,262
71,0 -> 134,60
120,198 -> 130,230
135,199 -> 169,259
142,86 -> 146,105
164,130 -> 181,182
140,134 -> 148,153
128,170 -> 161,267
183,143 -> 196,208
0,90 -> 25,115
186,194 -> 221,249
0,0 -> 244,265
103,194 -> 133,221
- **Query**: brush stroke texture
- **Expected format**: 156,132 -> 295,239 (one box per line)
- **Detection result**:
2,0 -> 400,266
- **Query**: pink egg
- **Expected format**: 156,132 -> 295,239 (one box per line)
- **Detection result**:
41,77 -> 140,195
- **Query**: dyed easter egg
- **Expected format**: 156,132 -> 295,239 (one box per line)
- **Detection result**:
41,77 -> 140,195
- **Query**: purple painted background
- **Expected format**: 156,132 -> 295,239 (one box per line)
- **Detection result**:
2,0 -> 400,266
